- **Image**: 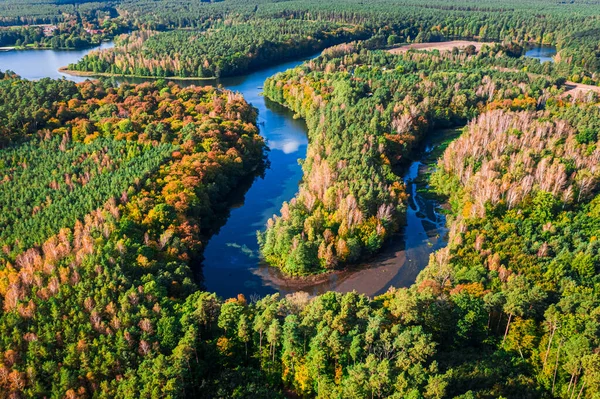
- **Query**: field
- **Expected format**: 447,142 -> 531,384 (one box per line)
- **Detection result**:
387,40 -> 493,54
563,81 -> 600,98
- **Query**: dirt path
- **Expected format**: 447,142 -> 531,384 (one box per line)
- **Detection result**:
495,67 -> 600,97
562,81 -> 600,97
387,40 -> 493,54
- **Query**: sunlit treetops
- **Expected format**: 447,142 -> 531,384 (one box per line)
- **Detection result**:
0,73 -> 268,397
258,47 -> 559,275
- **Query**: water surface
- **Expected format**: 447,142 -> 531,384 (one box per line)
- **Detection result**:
525,45 -> 556,63
0,42 -> 114,81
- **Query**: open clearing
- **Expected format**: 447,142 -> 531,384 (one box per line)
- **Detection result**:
562,81 -> 600,97
387,40 -> 493,54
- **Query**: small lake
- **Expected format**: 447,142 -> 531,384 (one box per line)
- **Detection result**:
0,44 -> 450,299
525,45 -> 556,63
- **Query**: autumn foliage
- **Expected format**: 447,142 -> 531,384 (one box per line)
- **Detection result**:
259,48 -> 550,275
0,75 -> 265,397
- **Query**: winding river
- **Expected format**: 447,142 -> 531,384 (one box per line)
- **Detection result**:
1,42 -> 548,299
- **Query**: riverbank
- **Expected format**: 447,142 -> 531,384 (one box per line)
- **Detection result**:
0,41 -> 115,81
248,128 -> 457,298
1,42 -> 454,299
1,43 -> 106,51
58,66 -> 218,81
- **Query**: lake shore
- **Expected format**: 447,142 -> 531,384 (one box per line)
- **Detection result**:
58,66 -> 218,81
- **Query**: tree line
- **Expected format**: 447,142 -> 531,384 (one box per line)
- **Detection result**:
68,20 -> 368,78
3,0 -> 600,83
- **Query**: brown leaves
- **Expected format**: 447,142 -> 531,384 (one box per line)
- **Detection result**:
441,109 -> 600,216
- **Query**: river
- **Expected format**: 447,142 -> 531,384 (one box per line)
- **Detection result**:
0,42 -> 458,299
525,45 -> 556,63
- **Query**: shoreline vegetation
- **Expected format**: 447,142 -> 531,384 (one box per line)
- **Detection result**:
257,43 -> 556,276
58,66 -> 219,80
66,22 -> 367,79
2,45 -> 101,51
259,128 -> 455,294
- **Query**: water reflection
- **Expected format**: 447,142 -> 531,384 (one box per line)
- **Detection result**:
199,95 -> 308,298
120,58 -> 316,298
249,130 -> 454,298
525,45 -> 556,63
0,42 -> 114,81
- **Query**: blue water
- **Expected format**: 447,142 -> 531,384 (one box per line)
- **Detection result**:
525,46 -> 556,63
0,42 -> 114,81
194,63 -> 311,298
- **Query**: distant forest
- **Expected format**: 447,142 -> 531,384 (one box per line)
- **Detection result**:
1,0 -> 598,80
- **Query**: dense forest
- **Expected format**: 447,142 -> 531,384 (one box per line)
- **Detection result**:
1,0 -> 586,80
426,106 -> 600,398
1,0 -> 600,80
0,75 -> 268,396
255,44 -> 600,397
0,0 -> 120,49
0,0 -> 600,397
68,20 -> 367,78
259,44 -> 557,275
4,43 -> 599,397
0,24 -> 117,49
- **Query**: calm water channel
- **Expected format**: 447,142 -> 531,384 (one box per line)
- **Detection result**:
525,45 -> 557,63
0,42 -> 552,298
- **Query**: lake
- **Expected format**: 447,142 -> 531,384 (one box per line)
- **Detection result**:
0,43 -> 450,299
0,42 -> 114,81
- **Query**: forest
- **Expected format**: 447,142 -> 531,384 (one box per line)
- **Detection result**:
256,44 -> 599,397
0,0 -> 600,397
1,0 -> 595,80
68,20 -> 367,78
1,45 -> 599,398
0,24 -> 114,49
0,75 -> 268,396
426,106 -> 600,398
258,44 -> 554,275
